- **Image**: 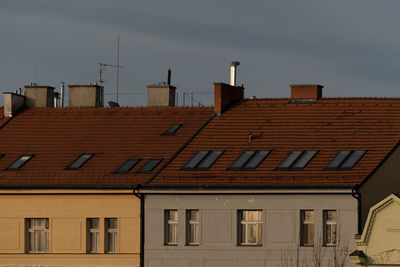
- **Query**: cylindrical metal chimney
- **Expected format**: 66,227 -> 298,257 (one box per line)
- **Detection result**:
53,92 -> 60,107
60,82 -> 65,107
230,61 -> 240,86
167,69 -> 171,85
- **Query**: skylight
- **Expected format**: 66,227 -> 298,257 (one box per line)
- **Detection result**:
326,150 -> 366,170
276,151 -> 318,170
229,151 -> 270,170
162,124 -> 182,135
6,154 -> 34,171
137,158 -> 162,173
182,151 -> 224,170
67,154 -> 94,170
115,158 -> 141,173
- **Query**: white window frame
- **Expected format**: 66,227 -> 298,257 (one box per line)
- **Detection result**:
165,210 -> 178,245
87,218 -> 100,253
300,210 -> 314,246
238,210 -> 263,246
26,218 -> 49,253
186,210 -> 199,245
323,210 -> 337,246
105,218 -> 118,253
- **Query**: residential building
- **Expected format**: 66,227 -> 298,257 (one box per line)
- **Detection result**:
142,83 -> 400,267
0,83 -> 213,267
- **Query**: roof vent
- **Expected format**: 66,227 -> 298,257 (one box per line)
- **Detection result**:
290,84 -> 323,103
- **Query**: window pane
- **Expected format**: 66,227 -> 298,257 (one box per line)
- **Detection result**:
341,150 -> 365,169
137,158 -> 161,173
303,223 -> 314,245
187,210 -> 199,245
244,151 -> 270,169
292,151 -> 317,169
240,210 -> 263,245
197,151 -> 223,169
166,210 -> 178,245
105,218 -> 118,253
324,210 -> 337,246
68,154 -> 93,169
27,218 -> 49,253
326,151 -> 351,169
116,159 -> 140,172
301,210 -> 314,246
7,154 -> 33,170
87,218 -> 100,253
231,151 -> 255,169
183,151 -> 208,169
168,210 -> 178,221
107,218 -> 118,229
278,151 -> 302,169
164,124 -> 182,135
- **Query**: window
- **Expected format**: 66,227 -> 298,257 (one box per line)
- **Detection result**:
165,210 -> 178,245
276,151 -> 317,170
26,218 -> 49,253
136,158 -> 162,173
186,210 -> 199,245
238,210 -> 263,246
67,154 -> 94,170
300,210 -> 314,246
182,151 -> 224,170
105,218 -> 118,253
7,154 -> 34,171
326,150 -> 366,170
115,158 -> 140,173
323,210 -> 337,246
87,218 -> 100,253
230,151 -> 270,170
162,124 -> 182,135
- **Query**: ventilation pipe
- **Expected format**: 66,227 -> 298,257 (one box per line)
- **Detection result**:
60,82 -> 65,107
230,61 -> 240,86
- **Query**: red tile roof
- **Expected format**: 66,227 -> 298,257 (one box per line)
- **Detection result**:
149,98 -> 400,187
0,106 -> 213,187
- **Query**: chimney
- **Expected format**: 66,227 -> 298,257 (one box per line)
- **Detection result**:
230,61 -> 240,86
290,84 -> 323,103
3,92 -> 25,117
24,85 -> 55,107
68,84 -> 104,107
214,82 -> 244,115
147,84 -> 176,107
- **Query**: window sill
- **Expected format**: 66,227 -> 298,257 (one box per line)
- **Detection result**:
238,244 -> 263,247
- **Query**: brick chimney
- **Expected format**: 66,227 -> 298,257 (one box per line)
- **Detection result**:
290,84 -> 323,103
3,92 -> 25,117
68,84 -> 104,107
24,85 -> 55,107
214,82 -> 244,115
147,84 -> 176,107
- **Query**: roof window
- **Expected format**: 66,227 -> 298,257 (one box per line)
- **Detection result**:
115,158 -> 141,173
137,158 -> 162,173
325,150 -> 366,170
276,151 -> 318,170
182,151 -> 224,170
229,151 -> 270,170
67,154 -> 94,170
6,154 -> 34,171
162,124 -> 182,135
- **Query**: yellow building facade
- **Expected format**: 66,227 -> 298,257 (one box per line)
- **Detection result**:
0,189 -> 140,267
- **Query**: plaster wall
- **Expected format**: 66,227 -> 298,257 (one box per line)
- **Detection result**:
145,193 -> 357,267
0,190 -> 140,267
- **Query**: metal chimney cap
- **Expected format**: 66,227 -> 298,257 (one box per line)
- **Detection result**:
230,61 -> 240,67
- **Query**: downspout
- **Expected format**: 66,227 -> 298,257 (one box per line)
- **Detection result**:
133,189 -> 144,267
351,185 -> 361,235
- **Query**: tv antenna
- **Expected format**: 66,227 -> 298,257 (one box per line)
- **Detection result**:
97,35 -> 124,102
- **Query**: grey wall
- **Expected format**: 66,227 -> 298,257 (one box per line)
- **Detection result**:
145,193 -> 357,267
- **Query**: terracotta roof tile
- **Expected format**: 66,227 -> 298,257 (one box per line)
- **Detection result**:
0,106 -> 213,187
150,98 -> 400,187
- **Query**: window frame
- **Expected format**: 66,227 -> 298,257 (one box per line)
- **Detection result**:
237,210 -> 263,246
323,210 -> 337,247
6,154 -> 34,171
87,218 -> 100,253
186,209 -> 200,246
105,218 -> 118,253
181,150 -> 224,171
165,209 -> 178,246
114,158 -> 141,174
229,150 -> 270,171
325,150 -> 366,171
26,218 -> 49,253
276,151 -> 318,171
300,210 -> 314,247
66,153 -> 94,170
136,158 -> 162,174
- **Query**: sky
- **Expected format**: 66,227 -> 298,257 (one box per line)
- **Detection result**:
1,0 -> 400,107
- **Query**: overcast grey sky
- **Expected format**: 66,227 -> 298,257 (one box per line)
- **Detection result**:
1,0 -> 400,106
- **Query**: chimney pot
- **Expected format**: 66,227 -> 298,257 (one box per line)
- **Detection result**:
290,84 -> 323,103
